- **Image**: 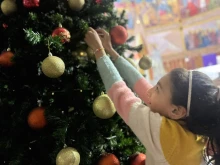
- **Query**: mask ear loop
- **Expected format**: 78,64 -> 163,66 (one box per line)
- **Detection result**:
186,71 -> 193,117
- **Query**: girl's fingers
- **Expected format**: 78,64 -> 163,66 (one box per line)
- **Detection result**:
98,33 -> 104,37
96,29 -> 108,35
88,27 -> 95,32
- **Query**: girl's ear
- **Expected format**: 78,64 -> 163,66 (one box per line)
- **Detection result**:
168,105 -> 187,120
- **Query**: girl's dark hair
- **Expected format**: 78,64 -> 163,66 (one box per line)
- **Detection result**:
170,68 -> 220,165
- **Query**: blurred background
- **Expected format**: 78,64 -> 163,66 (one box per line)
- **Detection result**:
114,0 -> 220,87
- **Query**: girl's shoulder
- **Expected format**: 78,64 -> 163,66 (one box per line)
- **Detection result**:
160,117 -> 206,164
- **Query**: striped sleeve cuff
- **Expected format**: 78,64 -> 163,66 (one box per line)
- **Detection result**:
114,56 -> 142,88
97,55 -> 122,91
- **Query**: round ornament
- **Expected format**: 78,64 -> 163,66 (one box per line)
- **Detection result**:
98,153 -> 120,165
129,153 -> 146,165
28,107 -> 46,130
41,53 -> 65,78
93,93 -> 116,119
1,0 -> 17,16
52,25 -> 71,43
138,56 -> 152,70
3,23 -> 8,29
56,147 -> 80,165
95,0 -> 102,4
110,25 -> 128,45
68,0 -> 85,11
0,48 -> 14,67
23,0 -> 40,8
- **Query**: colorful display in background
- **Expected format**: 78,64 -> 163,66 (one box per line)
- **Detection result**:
114,0 -> 220,82
114,0 -> 220,29
184,19 -> 220,50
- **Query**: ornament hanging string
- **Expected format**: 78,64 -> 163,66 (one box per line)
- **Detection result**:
47,39 -> 52,55
62,124 -> 69,148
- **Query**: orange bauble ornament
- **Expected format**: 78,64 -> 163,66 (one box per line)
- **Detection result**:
98,153 -> 120,165
28,107 -> 47,130
52,24 -> 71,43
0,48 -> 14,67
129,153 -> 146,165
110,25 -> 128,45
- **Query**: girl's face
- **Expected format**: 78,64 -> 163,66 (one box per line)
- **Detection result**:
147,74 -> 186,119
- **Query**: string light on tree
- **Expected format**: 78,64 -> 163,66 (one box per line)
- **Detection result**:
79,51 -> 87,57
68,0 -> 85,11
0,0 -> 17,15
0,48 -> 14,67
93,92 -> 116,119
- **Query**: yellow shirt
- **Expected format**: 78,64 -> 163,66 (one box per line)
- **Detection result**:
128,102 -> 206,165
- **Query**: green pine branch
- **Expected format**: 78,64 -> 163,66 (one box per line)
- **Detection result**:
45,36 -> 64,52
23,28 -> 43,45
127,44 -> 143,52
127,36 -> 135,43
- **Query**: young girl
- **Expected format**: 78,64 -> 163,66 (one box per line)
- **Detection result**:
84,27 -> 220,165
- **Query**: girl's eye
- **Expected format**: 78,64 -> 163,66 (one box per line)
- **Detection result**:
155,86 -> 159,92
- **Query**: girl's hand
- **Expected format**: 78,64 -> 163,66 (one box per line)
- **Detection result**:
84,27 -> 103,51
96,29 -> 113,53
96,28 -> 119,61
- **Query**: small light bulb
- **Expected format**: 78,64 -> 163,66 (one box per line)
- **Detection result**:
136,19 -> 141,24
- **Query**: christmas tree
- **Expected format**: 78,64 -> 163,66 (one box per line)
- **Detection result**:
0,0 -> 144,164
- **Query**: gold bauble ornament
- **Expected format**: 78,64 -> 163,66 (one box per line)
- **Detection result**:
68,0 -> 85,11
126,58 -> 137,68
138,55 -> 152,70
41,52 -> 65,78
1,0 -> 17,16
93,92 -> 116,119
56,147 -> 80,165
